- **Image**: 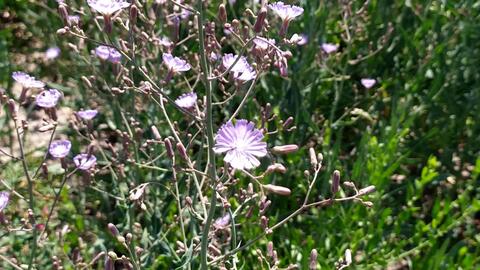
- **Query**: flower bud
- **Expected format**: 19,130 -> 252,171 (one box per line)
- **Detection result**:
309,148 -> 317,168
176,142 -> 188,161
107,251 -> 118,260
345,249 -> 352,265
58,3 -> 69,25
362,201 -> 374,208
265,163 -> 287,174
267,241 -> 274,257
7,99 -> 17,120
358,185 -> 375,196
104,256 -> 114,270
107,223 -> 120,237
103,15 -> 112,34
331,170 -> 340,195
260,215 -> 268,230
254,7 -> 267,33
309,249 -> 318,270
343,181 -> 355,188
271,144 -> 299,154
129,5 -> 138,25
262,184 -> 291,196
81,76 -> 92,88
282,116 -> 294,129
164,138 -> 174,159
56,27 -> 67,36
218,4 -> 227,23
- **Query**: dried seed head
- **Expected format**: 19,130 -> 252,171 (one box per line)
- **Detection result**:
331,170 -> 340,195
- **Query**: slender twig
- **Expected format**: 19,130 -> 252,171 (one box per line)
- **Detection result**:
228,76 -> 260,122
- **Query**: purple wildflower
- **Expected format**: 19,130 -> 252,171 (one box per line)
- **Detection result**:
0,192 -> 9,212
95,45 -> 121,63
12,72 -> 45,88
175,92 -> 197,109
49,140 -> 72,158
162,53 -> 191,73
361,78 -> 376,89
87,0 -> 130,15
321,43 -> 339,54
73,154 -> 97,170
77,109 -> 98,120
68,15 -> 80,25
222,54 -> 256,82
253,37 -> 275,50
290,34 -> 308,45
268,2 -> 304,36
213,120 -> 267,170
214,214 -> 231,228
158,36 -> 172,47
36,89 -> 62,108
46,47 -> 61,60
268,2 -> 304,21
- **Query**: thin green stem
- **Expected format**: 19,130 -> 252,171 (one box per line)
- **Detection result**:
196,0 -> 218,268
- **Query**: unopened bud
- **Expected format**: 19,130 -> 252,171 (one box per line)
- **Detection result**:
58,4 -> 69,24
309,148 -> 317,168
7,99 -> 17,120
260,215 -> 268,229
358,185 -> 375,196
254,7 -> 267,33
267,241 -> 274,257
176,143 -> 188,161
56,28 -> 67,35
107,251 -> 118,260
81,76 -> 92,88
218,4 -> 227,23
107,223 -> 119,236
105,256 -> 114,270
262,184 -> 291,196
345,249 -> 352,265
362,201 -> 374,208
265,163 -> 287,174
129,5 -> 138,25
271,144 -> 299,154
164,138 -> 174,159
151,125 -> 161,140
126,233 -> 132,243
116,235 -> 126,244
331,170 -> 340,195
282,116 -> 294,129
309,249 -> 318,270
343,181 -> 355,188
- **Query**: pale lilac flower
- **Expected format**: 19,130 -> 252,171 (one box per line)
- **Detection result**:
158,36 -> 172,47
68,15 -> 80,25
0,192 -> 9,212
253,37 -> 275,50
268,2 -> 303,35
162,53 -> 191,73
222,54 -> 256,82
49,140 -> 72,158
321,43 -> 339,54
45,47 -> 61,60
290,34 -> 308,45
95,45 -> 121,63
175,92 -> 197,109
213,120 -> 267,170
77,109 -> 98,120
361,78 -> 376,89
87,0 -> 130,15
73,154 -> 97,170
12,72 -> 45,88
268,2 -> 304,21
214,214 -> 230,228
36,89 -> 62,108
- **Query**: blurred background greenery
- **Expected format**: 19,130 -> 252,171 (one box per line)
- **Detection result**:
1,0 -> 479,269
